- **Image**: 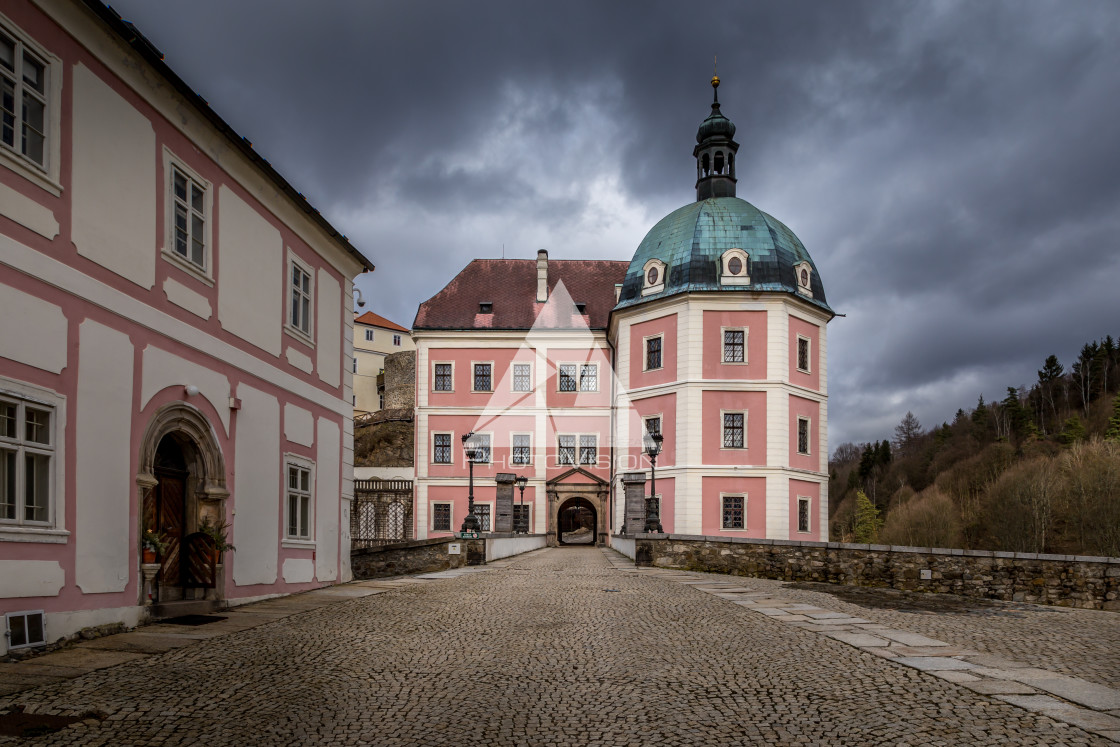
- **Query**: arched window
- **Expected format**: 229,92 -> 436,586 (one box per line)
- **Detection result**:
701,153 -> 710,177
720,249 -> 750,286
714,151 -> 725,174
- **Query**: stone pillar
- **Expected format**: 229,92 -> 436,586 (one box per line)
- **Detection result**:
494,473 -> 515,533
621,472 -> 648,535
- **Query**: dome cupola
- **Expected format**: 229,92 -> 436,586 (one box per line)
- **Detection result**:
694,74 -> 739,201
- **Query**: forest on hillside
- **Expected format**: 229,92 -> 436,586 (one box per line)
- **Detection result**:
829,337 -> 1120,557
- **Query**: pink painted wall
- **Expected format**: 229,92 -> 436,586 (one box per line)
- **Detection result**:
544,347 -> 611,409
702,310 -> 767,380
789,316 -> 820,391
625,392 -> 676,471
789,479 -> 821,540
628,314 -> 677,390
426,348 -> 537,410
425,414 -> 536,478
701,476 -> 767,537
426,485 -> 539,537
544,414 -> 612,482
701,390 -> 767,465
788,395 -> 821,472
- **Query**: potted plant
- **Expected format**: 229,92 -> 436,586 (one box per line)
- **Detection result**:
198,515 -> 236,562
141,529 -> 166,564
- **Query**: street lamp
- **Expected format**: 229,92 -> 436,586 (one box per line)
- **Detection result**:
461,431 -> 483,534
514,475 -> 529,533
642,430 -> 664,533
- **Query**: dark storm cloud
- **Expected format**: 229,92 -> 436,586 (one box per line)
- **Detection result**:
107,0 -> 1120,448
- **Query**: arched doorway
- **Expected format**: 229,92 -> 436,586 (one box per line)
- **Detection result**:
557,497 -> 596,545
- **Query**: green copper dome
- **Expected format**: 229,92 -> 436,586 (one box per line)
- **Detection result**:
613,197 -> 832,313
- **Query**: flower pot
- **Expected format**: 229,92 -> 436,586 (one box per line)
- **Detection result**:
142,548 -> 156,564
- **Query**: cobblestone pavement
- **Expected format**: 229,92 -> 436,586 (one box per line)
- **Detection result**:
1,547 -> 1116,745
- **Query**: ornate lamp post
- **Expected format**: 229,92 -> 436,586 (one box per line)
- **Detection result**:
514,475 -> 529,533
461,431 -> 482,534
642,430 -> 664,533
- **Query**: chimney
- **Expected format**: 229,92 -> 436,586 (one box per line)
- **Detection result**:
536,249 -> 549,302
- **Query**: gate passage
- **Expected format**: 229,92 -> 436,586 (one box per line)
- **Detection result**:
352,479 -> 414,548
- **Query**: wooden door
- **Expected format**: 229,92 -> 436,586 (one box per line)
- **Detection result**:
155,467 -> 186,587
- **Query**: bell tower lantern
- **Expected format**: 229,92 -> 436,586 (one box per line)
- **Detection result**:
693,74 -> 739,201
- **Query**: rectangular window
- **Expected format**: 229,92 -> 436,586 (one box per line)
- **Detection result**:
352,356 -> 358,374
723,329 -> 745,363
473,363 -> 492,392
512,363 -> 532,392
645,337 -> 662,370
798,417 -> 811,455
432,433 -> 452,464
558,364 -> 577,392
0,395 -> 53,526
579,435 -> 597,466
558,435 -> 576,465
393,334 -> 402,346
645,416 -> 661,437
579,364 -> 598,392
365,329 -> 374,342
289,258 -> 313,337
798,497 -> 811,533
513,504 -> 531,533
474,433 -> 492,464
797,336 -> 811,373
285,462 -> 313,540
170,166 -> 207,270
475,504 -> 492,532
432,503 -> 452,532
433,363 -> 453,392
4,610 -> 45,651
723,412 -> 745,449
0,29 -> 48,168
722,495 -> 745,530
512,434 -> 531,465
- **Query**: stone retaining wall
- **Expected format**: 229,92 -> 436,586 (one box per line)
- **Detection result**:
351,537 -> 485,578
626,534 -> 1120,610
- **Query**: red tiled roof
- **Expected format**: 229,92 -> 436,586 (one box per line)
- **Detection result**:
414,259 -> 628,331
354,311 -> 410,333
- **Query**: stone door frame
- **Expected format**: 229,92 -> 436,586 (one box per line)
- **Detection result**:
546,468 -> 609,547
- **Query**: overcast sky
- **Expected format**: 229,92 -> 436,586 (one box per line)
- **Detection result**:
107,0 -> 1120,451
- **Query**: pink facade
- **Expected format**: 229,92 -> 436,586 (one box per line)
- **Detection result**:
789,316 -> 820,391
1,0 -> 369,649
628,314 -> 677,389
702,310 -> 767,380
627,392 -> 677,470
788,395 -> 820,471
789,479 -> 821,540
701,476 -> 767,537
701,390 -> 768,465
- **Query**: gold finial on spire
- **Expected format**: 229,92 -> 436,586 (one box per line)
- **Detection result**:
711,55 -> 720,88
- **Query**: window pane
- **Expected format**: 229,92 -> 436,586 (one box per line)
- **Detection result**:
434,364 -> 452,391
1,79 -> 14,147
300,495 -> 310,537
433,503 -> 451,532
300,297 -> 310,333
0,35 -> 14,71
21,94 -> 44,164
0,449 -> 15,520
288,494 -> 298,536
25,408 -> 49,444
174,170 -> 187,201
476,504 -> 491,532
646,338 -> 661,369
288,467 -> 298,490
300,469 -> 310,492
722,495 -> 744,529
434,434 -> 450,463
22,53 -> 44,93
191,183 -> 204,213
645,417 -> 661,437
0,402 -> 15,438
513,364 -> 530,391
723,330 -> 744,363
723,413 -> 744,449
798,420 -> 810,454
191,212 -> 204,243
24,452 -> 49,522
799,499 -> 810,533
559,435 -> 575,465
474,364 -> 491,391
8,615 -> 25,648
559,364 -> 576,391
580,364 -> 597,391
579,435 -> 596,465
477,434 -> 491,463
798,338 -> 810,371
191,237 -> 204,267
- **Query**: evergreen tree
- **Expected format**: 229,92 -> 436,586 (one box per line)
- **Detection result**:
853,490 -> 882,543
876,440 -> 892,465
1058,415 -> 1087,445
858,443 -> 875,480
1002,387 -> 1031,441
893,411 -> 923,455
1036,354 -> 1064,434
1105,394 -> 1120,442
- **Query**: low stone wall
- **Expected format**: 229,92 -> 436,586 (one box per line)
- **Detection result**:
627,534 -> 1120,610
610,536 -> 636,560
351,538 -> 484,579
485,534 -> 547,562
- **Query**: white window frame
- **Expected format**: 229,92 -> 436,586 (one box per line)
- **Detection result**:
578,362 -> 599,392
720,409 -> 747,450
797,416 -> 812,456
578,434 -> 598,466
643,414 -> 663,439
285,251 -> 315,344
471,361 -> 494,393
719,248 -> 751,286
430,501 -> 453,533
0,379 -> 66,543
796,335 -> 812,374
556,433 -> 578,466
282,455 -> 315,547
643,334 -> 664,372
432,361 -> 455,392
161,148 -> 214,283
720,493 -> 747,531
470,432 -> 493,465
794,261 -> 814,298
431,431 -> 454,465
557,363 -> 578,392
510,432 -> 532,466
4,609 -> 46,651
511,362 -> 533,393
0,15 -> 62,194
721,326 -> 748,365
641,258 -> 666,296
393,334 -> 402,346
473,501 -> 494,532
364,329 -> 374,342
797,496 -> 812,534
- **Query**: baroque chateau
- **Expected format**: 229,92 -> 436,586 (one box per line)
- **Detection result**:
412,75 -> 834,545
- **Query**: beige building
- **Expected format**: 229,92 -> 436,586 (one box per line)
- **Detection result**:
353,312 -> 414,414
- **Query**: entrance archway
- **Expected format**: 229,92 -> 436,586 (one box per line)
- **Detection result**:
557,497 -> 597,545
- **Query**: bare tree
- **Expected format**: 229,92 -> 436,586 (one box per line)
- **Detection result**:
892,411 -> 923,456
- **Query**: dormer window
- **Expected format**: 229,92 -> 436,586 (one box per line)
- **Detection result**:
720,249 -> 750,286
479,302 -> 493,314
641,259 -> 667,297
575,303 -> 587,315
794,261 -> 813,298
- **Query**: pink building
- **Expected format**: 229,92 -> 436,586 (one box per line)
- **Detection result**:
413,77 -> 834,545
0,0 -> 372,653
